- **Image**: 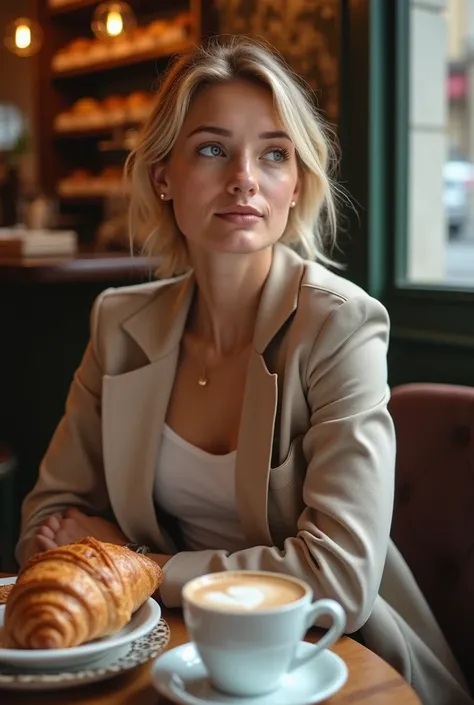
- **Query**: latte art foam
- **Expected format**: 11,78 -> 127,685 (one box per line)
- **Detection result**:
188,574 -> 305,611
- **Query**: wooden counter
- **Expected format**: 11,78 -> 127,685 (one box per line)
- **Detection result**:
0,253 -> 159,284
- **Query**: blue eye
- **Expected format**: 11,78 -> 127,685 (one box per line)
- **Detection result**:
263,148 -> 289,162
197,144 -> 224,157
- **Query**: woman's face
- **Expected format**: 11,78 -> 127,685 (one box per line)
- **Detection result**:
156,79 -> 300,257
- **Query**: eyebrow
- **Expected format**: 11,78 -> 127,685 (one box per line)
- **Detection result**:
186,125 -> 292,141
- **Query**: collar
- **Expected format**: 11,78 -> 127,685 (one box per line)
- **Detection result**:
122,244 -> 306,361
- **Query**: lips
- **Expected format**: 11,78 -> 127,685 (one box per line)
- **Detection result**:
215,205 -> 263,225
215,212 -> 262,224
216,205 -> 263,217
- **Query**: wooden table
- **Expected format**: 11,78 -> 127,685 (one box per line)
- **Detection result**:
1,575 -> 422,705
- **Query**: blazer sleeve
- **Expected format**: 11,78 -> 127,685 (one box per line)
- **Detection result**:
159,295 -> 396,633
15,293 -> 111,568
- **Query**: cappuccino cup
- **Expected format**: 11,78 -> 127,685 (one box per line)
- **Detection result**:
182,570 -> 346,697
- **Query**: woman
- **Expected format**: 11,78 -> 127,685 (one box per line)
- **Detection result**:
16,37 -> 471,704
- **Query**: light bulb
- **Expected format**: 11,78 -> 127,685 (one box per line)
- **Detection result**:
91,2 -> 136,40
4,17 -> 43,57
15,25 -> 31,50
106,11 -> 123,37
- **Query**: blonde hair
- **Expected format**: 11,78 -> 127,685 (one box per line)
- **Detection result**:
125,36 -> 340,278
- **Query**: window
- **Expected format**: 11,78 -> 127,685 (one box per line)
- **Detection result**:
403,0 -> 474,288
0,103 -> 23,151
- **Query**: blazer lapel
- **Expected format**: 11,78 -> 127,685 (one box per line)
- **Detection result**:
235,245 -> 305,546
235,351 -> 277,546
102,273 -> 195,551
103,355 -> 178,551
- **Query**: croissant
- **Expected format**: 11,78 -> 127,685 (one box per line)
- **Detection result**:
4,537 -> 163,650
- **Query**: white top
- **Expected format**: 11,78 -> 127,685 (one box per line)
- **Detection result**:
154,424 -> 247,553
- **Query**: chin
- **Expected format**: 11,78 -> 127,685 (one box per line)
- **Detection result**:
209,243 -> 272,258
203,229 -> 277,256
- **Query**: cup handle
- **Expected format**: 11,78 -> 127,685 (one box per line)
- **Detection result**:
288,599 -> 346,673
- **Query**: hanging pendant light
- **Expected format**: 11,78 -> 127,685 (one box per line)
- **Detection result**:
4,17 -> 43,58
91,2 -> 136,40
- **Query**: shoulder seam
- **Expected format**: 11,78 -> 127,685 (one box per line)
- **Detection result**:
301,282 -> 350,303
303,294 -> 376,384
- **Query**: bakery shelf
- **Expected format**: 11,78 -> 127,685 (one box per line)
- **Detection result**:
57,194 -> 110,204
48,0 -> 186,18
48,0 -> 99,15
53,122 -> 142,139
34,0 -> 209,248
52,40 -> 192,78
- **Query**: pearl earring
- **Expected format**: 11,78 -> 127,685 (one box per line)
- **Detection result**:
160,193 -> 165,200
290,201 -> 296,208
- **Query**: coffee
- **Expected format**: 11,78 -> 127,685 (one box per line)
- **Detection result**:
185,572 -> 306,612
183,571 -> 346,697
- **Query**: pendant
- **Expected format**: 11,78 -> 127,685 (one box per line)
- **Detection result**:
198,376 -> 208,387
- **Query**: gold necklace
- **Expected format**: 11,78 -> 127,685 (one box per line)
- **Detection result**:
196,343 -> 251,388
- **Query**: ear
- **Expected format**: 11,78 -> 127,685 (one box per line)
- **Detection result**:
292,173 -> 302,203
150,163 -> 171,200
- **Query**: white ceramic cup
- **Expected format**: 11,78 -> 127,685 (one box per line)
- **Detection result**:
182,570 -> 346,697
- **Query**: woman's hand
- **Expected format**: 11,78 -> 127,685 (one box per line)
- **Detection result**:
36,508 -> 129,552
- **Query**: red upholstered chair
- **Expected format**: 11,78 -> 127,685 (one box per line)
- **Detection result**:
389,383 -> 474,691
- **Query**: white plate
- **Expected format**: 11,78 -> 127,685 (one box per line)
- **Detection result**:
0,619 -> 170,691
0,577 -> 15,586
0,577 -> 161,670
150,641 -> 348,705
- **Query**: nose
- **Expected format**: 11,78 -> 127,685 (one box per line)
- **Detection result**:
226,157 -> 259,197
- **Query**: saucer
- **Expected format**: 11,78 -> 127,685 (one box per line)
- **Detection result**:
0,619 -> 170,691
150,641 -> 348,705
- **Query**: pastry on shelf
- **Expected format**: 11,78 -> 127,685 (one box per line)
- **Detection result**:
108,33 -> 135,59
54,92 -> 153,133
126,91 -> 154,122
58,167 -> 125,197
73,97 -> 106,128
69,37 -> 96,65
95,166 -> 125,194
52,47 -> 72,72
147,18 -> 187,47
52,37 -> 94,71
54,109 -> 76,132
102,95 -> 127,125
51,15 -> 191,74
57,169 -> 95,196
129,25 -> 155,53
147,19 -> 169,41
55,98 -> 103,132
88,39 -> 110,64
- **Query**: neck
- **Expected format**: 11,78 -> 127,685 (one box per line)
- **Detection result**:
188,246 -> 273,356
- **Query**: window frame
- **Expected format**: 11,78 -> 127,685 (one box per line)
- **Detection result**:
386,0 -> 474,348
340,0 -> 474,352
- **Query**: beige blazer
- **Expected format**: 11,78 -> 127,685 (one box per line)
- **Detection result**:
17,244 -> 471,704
